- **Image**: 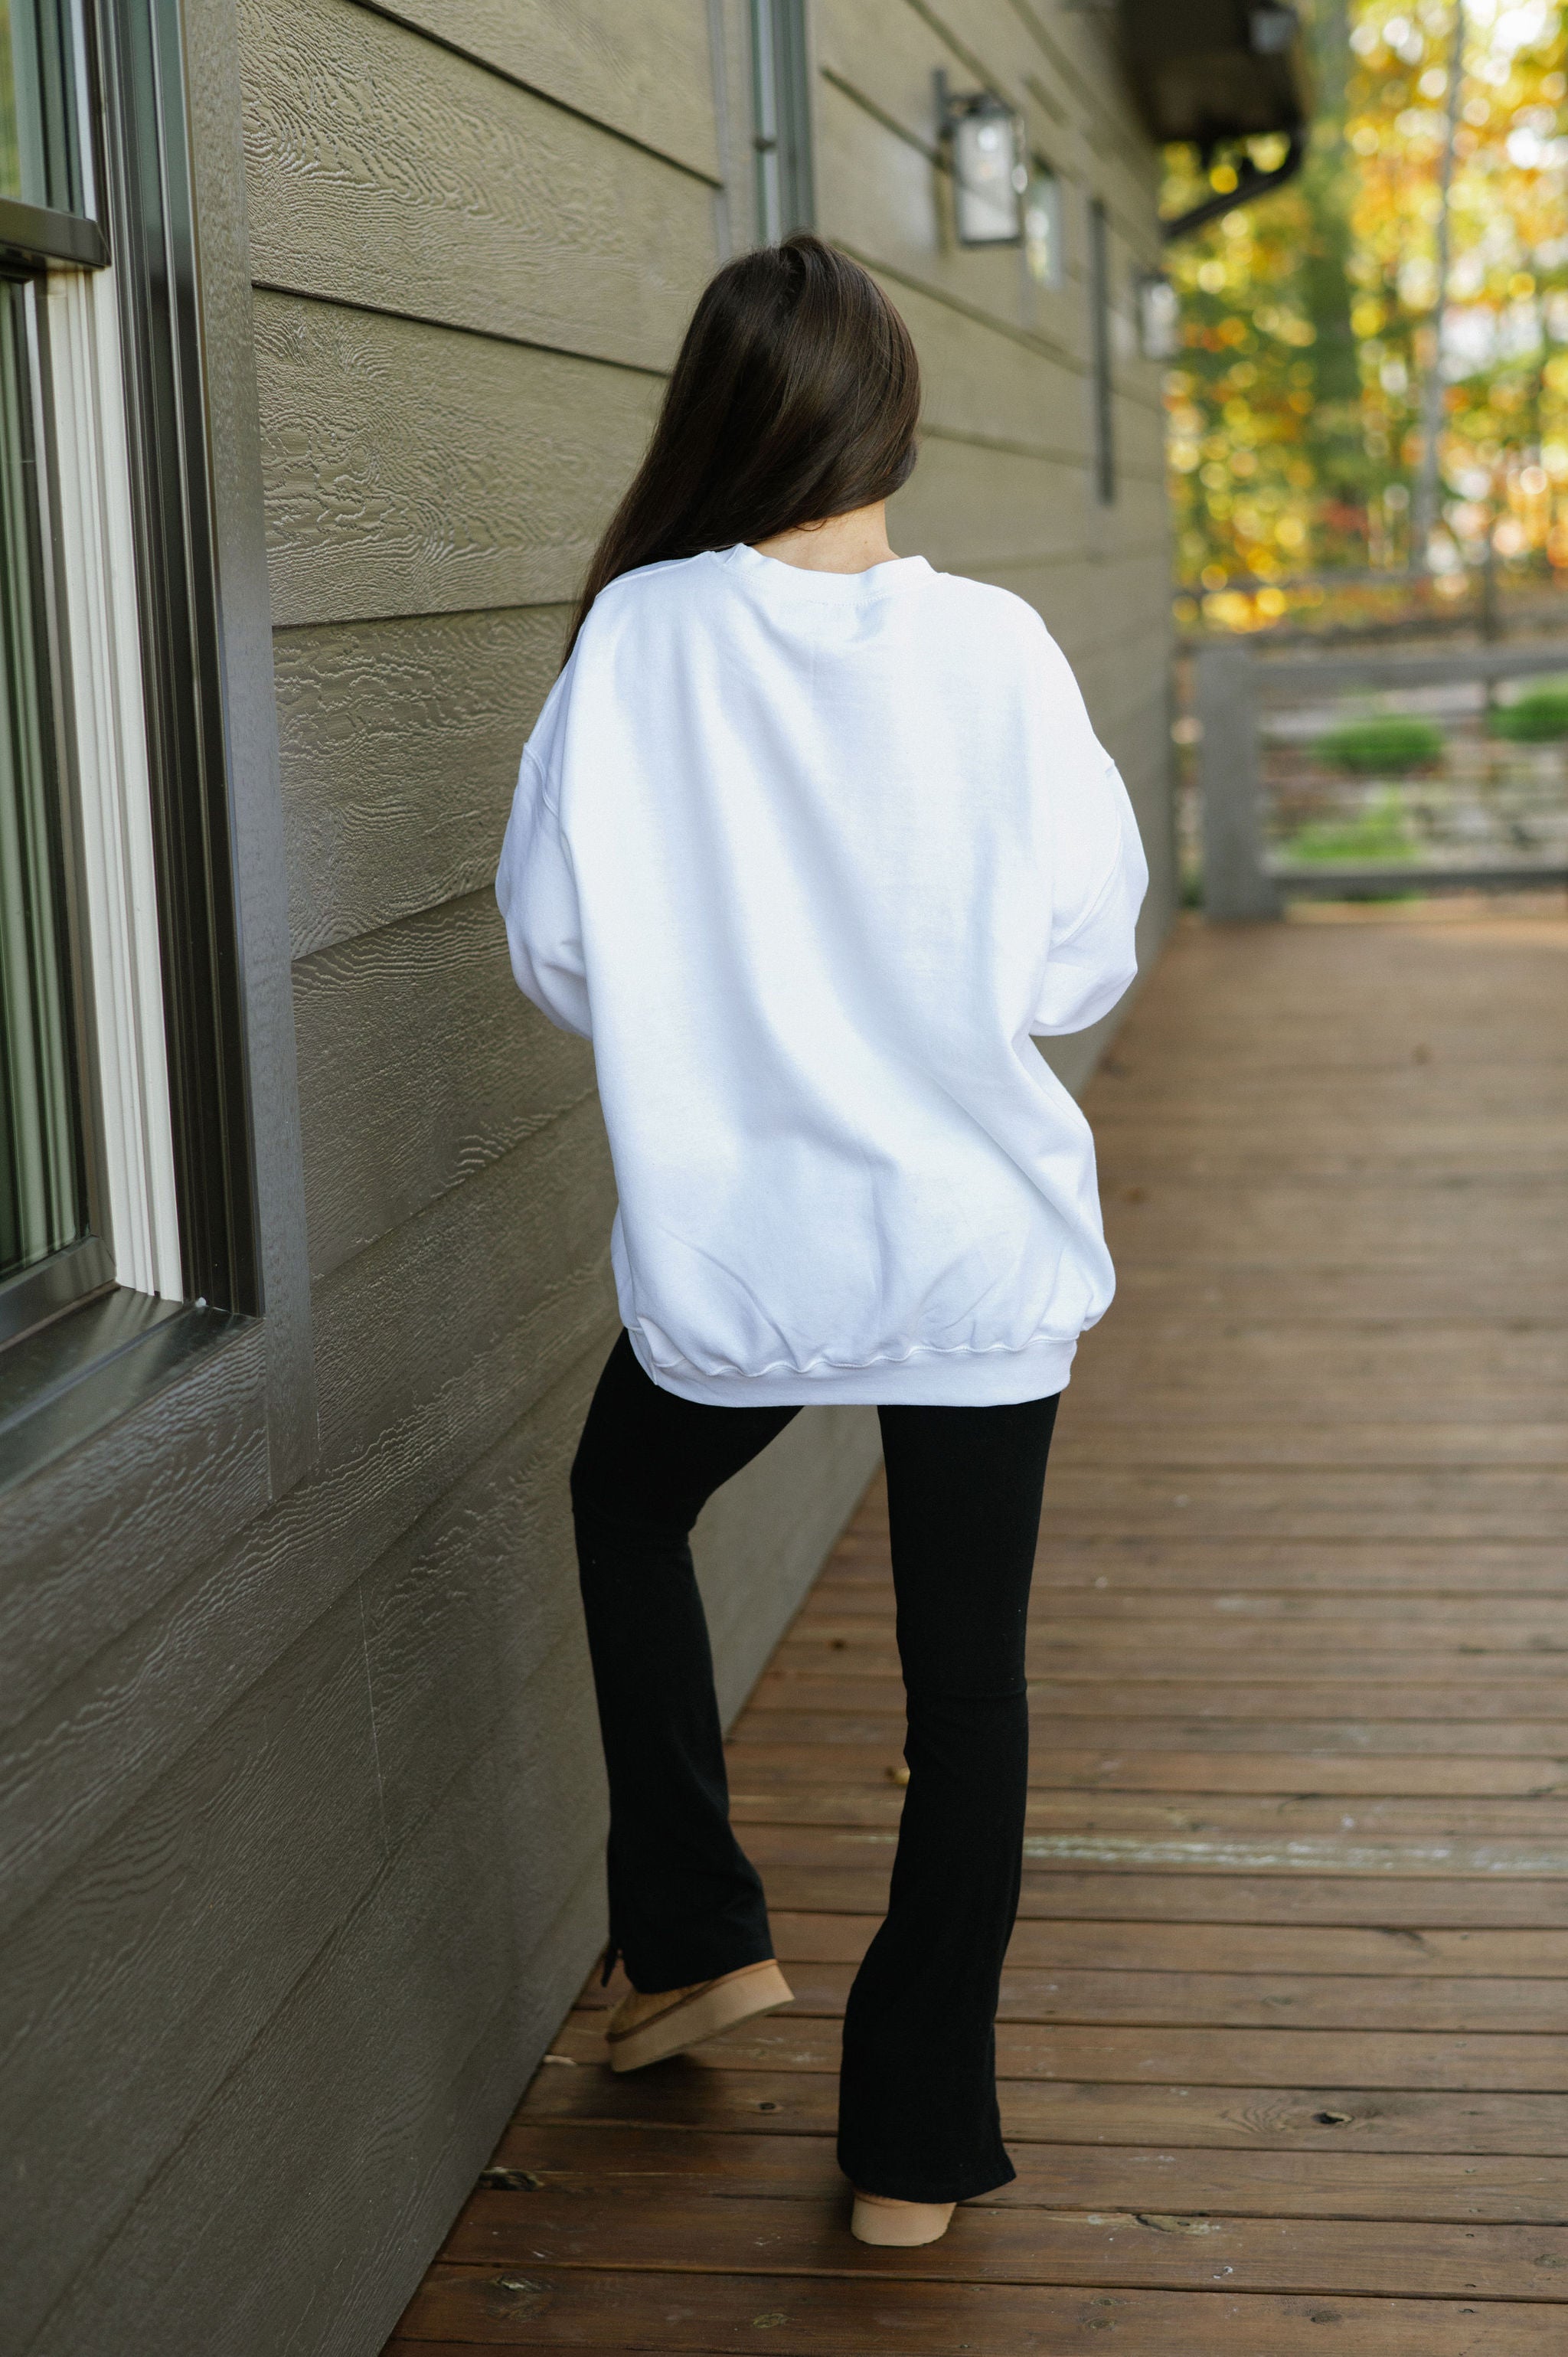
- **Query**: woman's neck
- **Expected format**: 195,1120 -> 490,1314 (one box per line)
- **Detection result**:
752,502 -> 898,575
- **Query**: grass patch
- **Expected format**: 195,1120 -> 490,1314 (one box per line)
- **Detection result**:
1313,711 -> 1446,774
1284,786 -> 1422,866
1489,681 -> 1568,740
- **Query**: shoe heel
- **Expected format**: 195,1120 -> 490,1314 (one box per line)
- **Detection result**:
850,2193 -> 956,2247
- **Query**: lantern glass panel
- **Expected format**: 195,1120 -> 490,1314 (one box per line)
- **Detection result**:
952,103 -> 1023,246
1138,273 -> 1181,361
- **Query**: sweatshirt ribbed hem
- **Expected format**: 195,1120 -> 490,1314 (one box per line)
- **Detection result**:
625,1326 -> 1076,1408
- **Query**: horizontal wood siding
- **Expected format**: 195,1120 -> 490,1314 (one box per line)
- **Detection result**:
253,295 -> 664,626
366,0 -> 724,181
274,606 -> 570,959
243,0 -> 716,367
2,3 -> 1169,2353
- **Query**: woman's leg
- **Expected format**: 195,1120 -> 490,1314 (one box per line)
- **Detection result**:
570,1332 -> 800,1993
836,1391 -> 1060,2203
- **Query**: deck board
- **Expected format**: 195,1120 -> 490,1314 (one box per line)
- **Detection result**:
384,900 -> 1568,2351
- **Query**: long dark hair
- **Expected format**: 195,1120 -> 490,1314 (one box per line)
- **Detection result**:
564,234 -> 920,661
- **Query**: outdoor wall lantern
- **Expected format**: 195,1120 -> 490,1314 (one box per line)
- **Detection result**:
1138,271 -> 1181,358
935,70 -> 1027,247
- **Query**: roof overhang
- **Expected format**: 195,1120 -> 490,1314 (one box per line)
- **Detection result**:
1117,0 -> 1312,151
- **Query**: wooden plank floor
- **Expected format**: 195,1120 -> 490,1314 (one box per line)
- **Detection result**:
386,897 -> 1568,2354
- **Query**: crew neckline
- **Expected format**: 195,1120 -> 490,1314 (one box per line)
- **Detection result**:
717,542 -> 932,595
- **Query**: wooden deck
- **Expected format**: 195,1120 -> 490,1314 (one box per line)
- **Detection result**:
387,898 -> 1568,2355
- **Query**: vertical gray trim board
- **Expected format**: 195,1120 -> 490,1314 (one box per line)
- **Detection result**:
178,0 -> 318,1488
722,0 -> 760,251
1087,195 -> 1115,507
707,0 -> 734,260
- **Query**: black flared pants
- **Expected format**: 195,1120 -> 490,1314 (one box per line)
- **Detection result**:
570,1332 -> 1058,2203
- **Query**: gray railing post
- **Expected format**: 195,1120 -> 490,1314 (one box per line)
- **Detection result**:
1197,641 -> 1280,921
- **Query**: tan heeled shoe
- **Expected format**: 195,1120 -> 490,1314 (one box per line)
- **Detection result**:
850,2191 -> 957,2246
604,1958 -> 793,2073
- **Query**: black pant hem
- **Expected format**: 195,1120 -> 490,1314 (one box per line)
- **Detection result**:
622,1929 -> 777,1996
835,2143 -> 1018,2205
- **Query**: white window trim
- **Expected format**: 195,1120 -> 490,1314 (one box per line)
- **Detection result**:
45,264 -> 182,1303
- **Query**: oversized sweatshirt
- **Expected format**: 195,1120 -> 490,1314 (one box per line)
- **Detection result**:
496,542 -> 1147,1407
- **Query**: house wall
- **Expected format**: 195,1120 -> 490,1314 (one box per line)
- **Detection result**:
0,5 -> 1170,2355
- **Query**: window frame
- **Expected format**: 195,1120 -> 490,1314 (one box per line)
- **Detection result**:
0,257 -> 116,1345
96,0 -> 260,1316
0,0 -> 282,1487
0,0 -> 110,269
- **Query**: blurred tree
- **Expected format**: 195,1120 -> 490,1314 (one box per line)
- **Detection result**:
1165,0 -> 1568,624
1298,0 -> 1367,549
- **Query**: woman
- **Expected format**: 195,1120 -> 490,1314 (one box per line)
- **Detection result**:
496,234 -> 1145,2245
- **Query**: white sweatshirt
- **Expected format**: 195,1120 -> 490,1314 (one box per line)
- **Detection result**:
496,543 -> 1147,1407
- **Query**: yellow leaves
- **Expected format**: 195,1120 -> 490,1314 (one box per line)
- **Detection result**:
1253,304 -> 1317,345
1204,590 -> 1255,627
1162,1 -> 1568,594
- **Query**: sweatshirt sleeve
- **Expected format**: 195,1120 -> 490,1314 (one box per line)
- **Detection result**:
495,747 -> 593,1039
1031,754 -> 1148,1036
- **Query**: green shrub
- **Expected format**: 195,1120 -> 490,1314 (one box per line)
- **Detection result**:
1312,711 -> 1446,774
1285,787 -> 1421,866
1490,682 -> 1568,740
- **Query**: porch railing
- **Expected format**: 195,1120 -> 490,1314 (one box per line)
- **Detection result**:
1197,639 -> 1568,920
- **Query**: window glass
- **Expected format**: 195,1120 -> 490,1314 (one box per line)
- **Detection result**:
0,275 -> 89,1288
0,0 -> 86,215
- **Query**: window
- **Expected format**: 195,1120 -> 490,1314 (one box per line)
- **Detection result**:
1088,196 -> 1115,505
0,0 -> 123,1347
1,0 -> 256,1423
0,272 -> 99,1319
751,0 -> 814,243
1024,163 -> 1065,293
0,0 -> 104,258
